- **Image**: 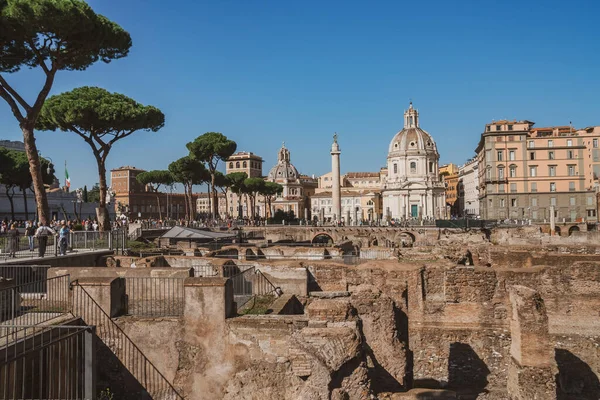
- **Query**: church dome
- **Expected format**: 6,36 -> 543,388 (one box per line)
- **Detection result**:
268,143 -> 300,182
388,103 -> 438,155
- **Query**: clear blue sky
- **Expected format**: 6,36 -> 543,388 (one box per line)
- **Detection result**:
1,0 -> 599,191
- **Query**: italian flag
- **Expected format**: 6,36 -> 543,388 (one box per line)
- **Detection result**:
65,167 -> 71,188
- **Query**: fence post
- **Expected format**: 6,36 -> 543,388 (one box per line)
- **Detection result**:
84,326 -> 97,400
54,235 -> 58,257
109,231 -> 113,251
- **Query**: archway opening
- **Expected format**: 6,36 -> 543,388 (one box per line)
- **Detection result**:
312,233 -> 334,246
568,226 -> 580,236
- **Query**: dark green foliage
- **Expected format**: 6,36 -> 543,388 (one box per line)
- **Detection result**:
88,184 -> 100,203
137,170 -> 174,191
0,0 -> 131,73
270,209 -> 296,223
226,172 -> 248,194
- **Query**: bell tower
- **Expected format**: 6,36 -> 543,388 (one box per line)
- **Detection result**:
404,101 -> 419,128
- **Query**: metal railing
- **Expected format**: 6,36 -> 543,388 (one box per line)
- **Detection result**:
125,277 -> 185,317
192,264 -> 220,277
69,231 -> 111,251
230,266 -> 278,309
0,324 -> 95,400
71,281 -> 183,399
0,265 -> 50,292
0,275 -> 71,332
0,234 -> 58,260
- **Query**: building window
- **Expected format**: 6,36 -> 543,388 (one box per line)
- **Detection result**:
588,209 -> 597,217
393,163 -> 398,174
532,210 -> 538,219
549,151 -> 555,160
410,162 -> 416,173
587,196 -> 594,206
508,125 -> 513,130
568,165 -> 575,176
531,182 -> 537,192
487,126 -> 491,132
569,181 -> 575,191
497,151 -> 503,161
229,162 -> 233,168
511,198 -> 517,207
509,135 -> 514,142
500,198 -> 505,207
548,140 -> 554,148
236,161 -> 240,168
509,165 -> 516,177
498,167 -> 505,179
529,166 -> 537,177
528,141 -> 534,148
429,162 -> 433,173
594,139 -> 598,148
567,139 -> 572,147
531,198 -> 538,206
550,182 -> 556,192
570,197 -> 576,206
567,150 -> 574,159
509,150 -> 515,160
549,166 -> 556,177
496,125 -> 501,131
551,197 -> 557,206
510,183 -> 517,193
498,183 -> 505,193
243,161 -> 247,168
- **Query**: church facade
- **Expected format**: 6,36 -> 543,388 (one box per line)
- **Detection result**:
382,103 -> 446,220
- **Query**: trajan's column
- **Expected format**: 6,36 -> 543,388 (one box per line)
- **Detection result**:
331,133 -> 342,222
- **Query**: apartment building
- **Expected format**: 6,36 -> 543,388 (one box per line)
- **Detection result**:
475,121 -> 600,222
457,158 -> 479,217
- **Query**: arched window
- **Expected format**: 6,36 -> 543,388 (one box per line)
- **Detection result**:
229,162 -> 233,168
410,162 -> 417,173
236,161 -> 240,168
498,166 -> 505,179
243,161 -> 247,168
509,165 -> 517,178
393,163 -> 398,174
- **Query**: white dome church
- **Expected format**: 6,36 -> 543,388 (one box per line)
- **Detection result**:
382,103 -> 446,220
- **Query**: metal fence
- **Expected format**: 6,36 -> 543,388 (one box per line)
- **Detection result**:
230,266 -> 277,309
0,234 -> 58,260
0,265 -> 50,293
0,275 -> 71,332
0,324 -> 95,400
192,264 -> 220,277
71,281 -> 183,399
125,277 -> 185,317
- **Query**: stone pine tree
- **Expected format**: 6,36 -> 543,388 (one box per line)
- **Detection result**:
187,133 -> 237,219
37,86 -> 165,231
0,0 -> 131,224
261,181 -> 283,219
168,157 -> 210,222
83,186 -> 89,203
243,177 -> 266,219
136,170 -> 174,221
226,172 -> 247,218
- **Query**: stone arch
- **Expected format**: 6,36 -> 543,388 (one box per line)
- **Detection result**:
554,226 -> 562,236
312,233 -> 334,245
245,248 -> 256,260
568,225 -> 580,236
398,231 -> 416,247
370,237 -> 379,247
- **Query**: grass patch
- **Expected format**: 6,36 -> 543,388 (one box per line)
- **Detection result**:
239,294 -> 276,315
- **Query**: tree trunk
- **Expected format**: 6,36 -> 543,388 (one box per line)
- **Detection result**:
188,183 -> 195,222
206,185 -> 211,220
96,160 -> 111,231
211,173 -> 218,220
6,186 -> 15,221
22,187 -> 29,221
221,188 -> 229,218
21,125 -> 50,224
156,192 -> 162,221
183,184 -> 189,222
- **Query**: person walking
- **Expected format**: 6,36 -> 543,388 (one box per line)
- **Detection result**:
34,223 -> 56,258
25,221 -> 35,252
6,223 -> 19,258
58,221 -> 70,256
